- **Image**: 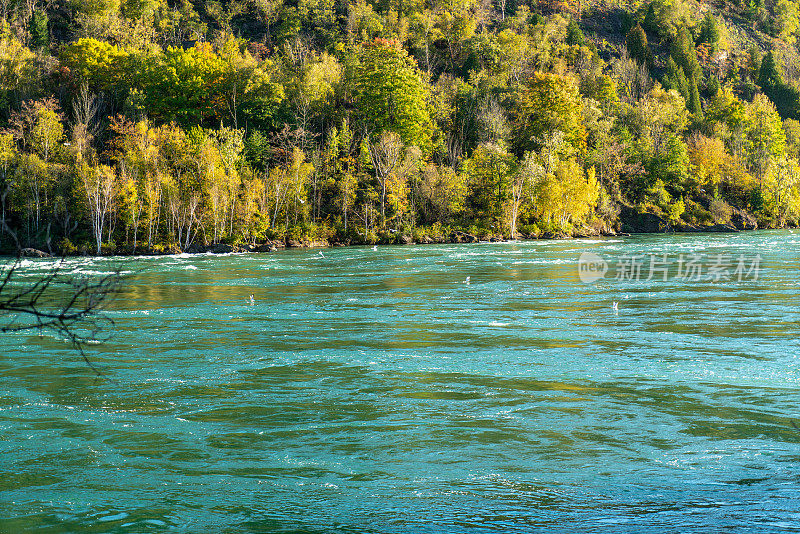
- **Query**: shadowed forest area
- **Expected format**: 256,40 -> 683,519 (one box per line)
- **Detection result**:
1,0 -> 800,253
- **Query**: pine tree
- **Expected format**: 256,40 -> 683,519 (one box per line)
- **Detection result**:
688,74 -> 703,118
664,57 -> 689,102
698,12 -> 721,52
566,19 -> 585,46
29,10 -> 48,50
643,2 -> 657,32
758,50 -> 783,89
626,24 -> 651,66
670,26 -> 701,80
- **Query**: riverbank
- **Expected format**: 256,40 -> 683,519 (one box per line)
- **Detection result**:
10,222 -> 761,259
4,202 -> 779,259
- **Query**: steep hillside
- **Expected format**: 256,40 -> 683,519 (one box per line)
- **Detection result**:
0,0 -> 799,253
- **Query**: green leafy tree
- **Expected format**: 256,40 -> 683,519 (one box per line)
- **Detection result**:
142,43 -> 226,125
513,72 -> 586,158
747,93 -> 787,179
354,38 -> 434,151
463,142 -> 516,228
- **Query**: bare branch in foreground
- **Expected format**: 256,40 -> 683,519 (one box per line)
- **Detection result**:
0,256 -> 123,374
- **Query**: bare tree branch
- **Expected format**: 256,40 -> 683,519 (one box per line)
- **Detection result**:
0,256 -> 123,374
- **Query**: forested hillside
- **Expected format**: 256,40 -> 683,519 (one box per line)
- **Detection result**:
1,0 -> 799,253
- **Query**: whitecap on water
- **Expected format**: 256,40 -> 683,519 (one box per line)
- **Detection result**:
184,265 -> 198,270
511,259 -> 573,265
574,239 -> 623,244
69,269 -> 133,276
98,512 -> 128,522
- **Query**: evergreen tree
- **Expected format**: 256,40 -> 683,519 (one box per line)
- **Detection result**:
758,50 -> 784,89
698,12 -> 721,52
663,57 -> 689,102
643,2 -> 657,33
29,10 -> 48,50
748,45 -> 762,81
670,26 -> 701,80
688,74 -> 703,118
566,19 -> 585,46
626,24 -> 651,66
758,50 -> 800,119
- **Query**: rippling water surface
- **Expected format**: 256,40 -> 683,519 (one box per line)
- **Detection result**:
3,231 -> 800,533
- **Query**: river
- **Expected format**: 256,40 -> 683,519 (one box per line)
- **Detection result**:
2,230 -> 800,532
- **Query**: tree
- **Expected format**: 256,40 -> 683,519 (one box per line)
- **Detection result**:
509,151 -> 543,237
747,45 -> 762,82
368,130 -> 403,227
216,34 -> 258,130
663,57 -> 689,102
533,159 -> 599,230
8,98 -> 64,236
0,27 -> 35,104
60,37 -> 127,92
71,83 -> 102,159
29,10 -> 48,50
747,93 -> 787,179
143,43 -> 227,125
698,12 -> 721,52
641,0 -> 695,38
463,142 -> 516,227
670,25 -> 700,81
652,134 -> 690,191
0,257 -> 122,371
687,74 -> 703,118
513,72 -> 586,157
10,97 -> 64,165
355,38 -> 434,151
418,163 -> 466,224
687,134 -> 728,192
773,0 -> 800,44
80,162 -> 117,255
626,24 -> 651,67
566,19 -> 584,46
758,50 -> 784,89
0,133 -> 16,249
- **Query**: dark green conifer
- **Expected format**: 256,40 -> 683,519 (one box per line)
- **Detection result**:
688,74 -> 703,117
758,50 -> 783,89
747,45 -> 762,81
670,26 -> 701,80
664,57 -> 690,102
29,10 -> 48,49
626,23 -> 651,66
698,12 -> 721,52
566,19 -> 585,46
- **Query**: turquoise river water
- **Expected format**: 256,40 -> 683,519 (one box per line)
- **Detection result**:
2,231 -> 800,533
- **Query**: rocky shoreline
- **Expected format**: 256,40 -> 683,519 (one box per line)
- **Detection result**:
11,221 -> 765,259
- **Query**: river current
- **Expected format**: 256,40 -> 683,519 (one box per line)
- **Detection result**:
2,231 -> 800,532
